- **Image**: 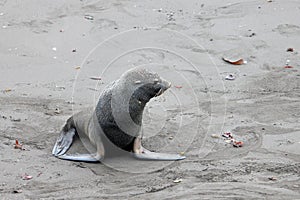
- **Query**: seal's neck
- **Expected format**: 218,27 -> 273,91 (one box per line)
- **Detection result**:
129,98 -> 147,126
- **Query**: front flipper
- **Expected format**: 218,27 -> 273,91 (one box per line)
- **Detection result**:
134,148 -> 186,161
133,137 -> 186,161
52,128 -> 76,156
57,153 -> 101,162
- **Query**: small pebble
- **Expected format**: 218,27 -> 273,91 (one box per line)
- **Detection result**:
268,177 -> 277,181
22,175 -> 33,180
54,108 -> 61,114
13,189 -> 22,194
90,77 -> 102,80
211,134 -> 220,138
225,74 -> 235,81
173,178 -> 182,183
225,139 -> 232,144
84,15 -> 94,20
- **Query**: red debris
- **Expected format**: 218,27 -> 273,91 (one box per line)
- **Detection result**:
14,140 -> 24,150
233,141 -> 244,148
222,132 -> 233,139
174,85 -> 183,89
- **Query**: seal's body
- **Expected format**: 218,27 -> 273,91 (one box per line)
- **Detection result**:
52,68 -> 185,162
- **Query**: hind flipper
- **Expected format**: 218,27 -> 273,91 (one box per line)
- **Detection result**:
52,128 -> 76,156
133,137 -> 186,161
57,153 -> 101,162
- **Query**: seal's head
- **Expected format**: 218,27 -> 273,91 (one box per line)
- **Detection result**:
115,68 -> 171,126
121,68 -> 171,103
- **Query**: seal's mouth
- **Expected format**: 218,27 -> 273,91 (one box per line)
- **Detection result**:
155,81 -> 171,97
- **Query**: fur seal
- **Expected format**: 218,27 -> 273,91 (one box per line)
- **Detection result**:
52,68 -> 185,162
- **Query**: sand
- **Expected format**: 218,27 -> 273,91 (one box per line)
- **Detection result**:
0,0 -> 300,199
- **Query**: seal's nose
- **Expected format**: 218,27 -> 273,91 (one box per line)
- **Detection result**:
167,81 -> 172,89
161,79 -> 171,91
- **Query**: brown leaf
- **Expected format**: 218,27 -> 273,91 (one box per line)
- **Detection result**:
222,57 -> 245,65
284,66 -> 293,68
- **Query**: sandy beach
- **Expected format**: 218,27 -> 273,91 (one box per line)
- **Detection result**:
0,0 -> 299,199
